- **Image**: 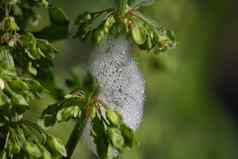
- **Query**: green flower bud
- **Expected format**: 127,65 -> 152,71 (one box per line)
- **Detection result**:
106,110 -> 121,126
0,78 -> 5,90
93,29 -> 105,44
1,17 -> 19,32
38,144 -> 52,159
108,128 -> 124,149
25,142 -> 42,158
131,23 -> 146,45
47,135 -> 67,157
10,140 -> 21,154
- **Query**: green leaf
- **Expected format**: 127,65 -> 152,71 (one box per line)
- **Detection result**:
49,7 -> 69,25
12,94 -> 28,106
0,121 -> 69,158
0,151 -> 7,159
106,110 -> 121,126
47,135 -> 67,157
0,46 -> 15,71
28,62 -> 38,76
8,79 -> 29,92
24,142 -> 42,158
56,106 -> 81,122
8,129 -> 22,154
34,6 -> 69,41
12,104 -> 29,115
37,39 -> 58,58
38,144 -> 52,159
38,0 -> 49,8
73,2 -> 175,53
21,33 -> 39,59
25,79 -> 45,96
131,22 -> 146,45
0,78 -> 5,90
75,12 -> 93,25
140,35 -> 153,50
120,124 -> 134,148
108,128 -> 124,150
91,113 -> 109,159
103,15 -> 116,33
93,29 -> 105,44
1,16 -> 19,32
42,94 -> 86,125
90,103 -> 137,159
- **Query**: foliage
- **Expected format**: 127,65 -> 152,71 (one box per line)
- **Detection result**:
0,0 -> 175,159
0,0 -> 67,158
91,105 -> 135,159
74,0 -> 175,52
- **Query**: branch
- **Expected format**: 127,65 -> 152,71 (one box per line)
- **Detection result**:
63,97 -> 93,159
63,116 -> 88,159
118,0 -> 128,15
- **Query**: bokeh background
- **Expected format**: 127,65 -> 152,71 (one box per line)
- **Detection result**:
27,0 -> 238,158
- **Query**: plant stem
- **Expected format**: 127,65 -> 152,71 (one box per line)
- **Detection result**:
63,94 -> 95,159
118,0 -> 128,15
63,115 -> 87,159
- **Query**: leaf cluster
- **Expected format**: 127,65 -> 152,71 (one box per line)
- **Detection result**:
0,0 -> 176,158
0,121 -> 66,159
74,0 -> 176,53
0,16 -> 58,116
91,105 -> 135,159
0,0 -> 49,30
0,1 -> 68,158
41,69 -> 98,126
42,70 -> 136,159
34,6 -> 70,41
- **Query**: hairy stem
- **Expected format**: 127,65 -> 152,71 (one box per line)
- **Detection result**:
63,94 -> 95,159
118,0 -> 128,15
63,114 -> 88,159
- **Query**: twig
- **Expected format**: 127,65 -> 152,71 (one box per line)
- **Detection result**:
63,116 -> 88,159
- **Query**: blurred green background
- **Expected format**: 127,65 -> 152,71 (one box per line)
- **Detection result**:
27,0 -> 238,159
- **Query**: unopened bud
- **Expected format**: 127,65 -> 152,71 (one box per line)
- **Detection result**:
0,78 -> 5,90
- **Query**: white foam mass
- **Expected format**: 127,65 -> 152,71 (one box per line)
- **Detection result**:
89,36 -> 145,130
83,36 -> 145,155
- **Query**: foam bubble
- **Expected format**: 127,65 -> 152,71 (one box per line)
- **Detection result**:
83,36 -> 145,156
89,36 -> 145,130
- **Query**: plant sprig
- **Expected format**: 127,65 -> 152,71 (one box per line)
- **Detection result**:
41,70 -> 136,159
0,1 -> 69,159
0,0 -> 176,159
91,101 -> 136,159
0,120 -> 67,159
41,91 -> 136,159
74,0 -> 176,53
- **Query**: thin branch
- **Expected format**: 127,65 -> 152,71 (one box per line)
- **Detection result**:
63,97 -> 95,159
63,116 -> 88,159
118,0 -> 128,15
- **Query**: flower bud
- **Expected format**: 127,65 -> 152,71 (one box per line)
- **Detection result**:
0,78 -> 5,90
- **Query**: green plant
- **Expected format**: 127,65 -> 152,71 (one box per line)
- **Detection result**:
0,0 -> 175,159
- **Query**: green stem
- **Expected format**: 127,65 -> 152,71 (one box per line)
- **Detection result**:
118,0 -> 128,15
63,114 -> 88,159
